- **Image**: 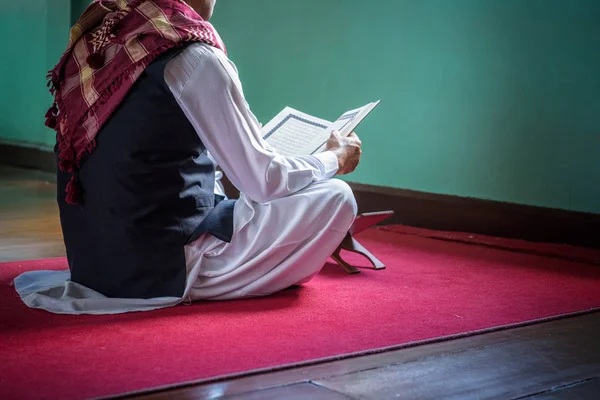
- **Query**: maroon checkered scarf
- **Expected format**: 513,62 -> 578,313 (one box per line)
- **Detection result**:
45,0 -> 226,204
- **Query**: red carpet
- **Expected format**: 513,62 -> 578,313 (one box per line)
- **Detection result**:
1,227 -> 599,400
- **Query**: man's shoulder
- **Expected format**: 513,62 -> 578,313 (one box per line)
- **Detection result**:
187,42 -> 239,79
180,42 -> 229,67
166,42 -> 237,93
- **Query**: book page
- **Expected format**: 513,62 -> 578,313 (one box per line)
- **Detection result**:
312,100 -> 381,154
262,107 -> 331,156
327,107 -> 364,134
263,101 -> 380,156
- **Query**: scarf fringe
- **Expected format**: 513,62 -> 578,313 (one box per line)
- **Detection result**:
65,173 -> 83,204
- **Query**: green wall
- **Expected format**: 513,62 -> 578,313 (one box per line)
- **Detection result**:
212,0 -> 600,213
71,0 -> 90,25
0,1 -> 71,150
1,1 -> 598,214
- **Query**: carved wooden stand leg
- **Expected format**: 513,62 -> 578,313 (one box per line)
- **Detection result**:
332,232 -> 387,274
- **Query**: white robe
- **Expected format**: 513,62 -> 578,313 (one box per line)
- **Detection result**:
14,44 -> 357,314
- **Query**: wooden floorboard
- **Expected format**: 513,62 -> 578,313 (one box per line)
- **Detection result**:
313,315 -> 600,400
523,377 -> 600,399
1,165 -> 599,400
216,383 -> 352,400
0,166 -> 64,262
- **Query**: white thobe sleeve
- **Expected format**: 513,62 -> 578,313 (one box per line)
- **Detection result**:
164,44 -> 339,204
206,151 -> 226,198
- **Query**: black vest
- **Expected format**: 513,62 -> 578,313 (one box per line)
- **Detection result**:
56,48 -> 235,299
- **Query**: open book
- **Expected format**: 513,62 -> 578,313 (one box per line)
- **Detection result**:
261,101 -> 381,156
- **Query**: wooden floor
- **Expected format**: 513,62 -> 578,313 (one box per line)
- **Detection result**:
1,165 -> 599,400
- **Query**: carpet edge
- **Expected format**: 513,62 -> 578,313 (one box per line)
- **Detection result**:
104,307 -> 600,400
377,227 -> 600,266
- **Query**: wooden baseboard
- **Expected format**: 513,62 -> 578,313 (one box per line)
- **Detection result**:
0,142 -> 55,173
348,182 -> 599,249
221,176 -> 599,249
2,143 -> 598,248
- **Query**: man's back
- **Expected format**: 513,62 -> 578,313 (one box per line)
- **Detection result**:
15,0 -> 361,314
57,48 -> 216,299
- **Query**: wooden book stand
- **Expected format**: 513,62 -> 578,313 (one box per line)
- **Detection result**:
332,210 -> 394,274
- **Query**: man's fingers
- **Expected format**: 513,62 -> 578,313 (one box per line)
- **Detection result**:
347,132 -> 362,146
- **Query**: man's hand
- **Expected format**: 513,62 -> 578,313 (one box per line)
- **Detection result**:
325,130 -> 362,175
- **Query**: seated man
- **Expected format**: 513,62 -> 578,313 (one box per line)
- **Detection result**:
14,0 -> 362,314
